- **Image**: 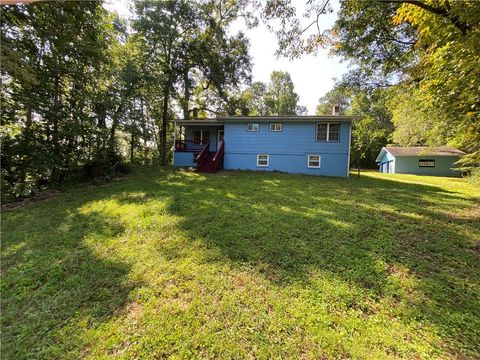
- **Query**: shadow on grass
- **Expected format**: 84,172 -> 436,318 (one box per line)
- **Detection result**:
2,167 -> 479,357
1,197 -> 136,359
117,168 -> 479,356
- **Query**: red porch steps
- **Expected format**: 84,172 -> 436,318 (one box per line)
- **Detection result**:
197,152 -> 219,173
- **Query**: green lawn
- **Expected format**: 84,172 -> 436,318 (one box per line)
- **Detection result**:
2,168 -> 479,359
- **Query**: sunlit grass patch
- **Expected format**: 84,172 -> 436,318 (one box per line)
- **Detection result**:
2,167 -> 479,359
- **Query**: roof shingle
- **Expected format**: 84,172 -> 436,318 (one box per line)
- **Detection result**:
385,146 -> 465,157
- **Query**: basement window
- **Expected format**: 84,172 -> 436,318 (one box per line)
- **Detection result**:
257,154 -> 269,167
308,155 -> 321,168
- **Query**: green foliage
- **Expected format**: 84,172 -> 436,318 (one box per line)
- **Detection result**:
2,168 -> 479,358
82,151 -> 130,181
465,166 -> 480,187
315,85 -> 393,168
1,0 -> 253,201
315,85 -> 351,116
239,71 -> 305,115
350,89 -> 393,168
239,81 -> 268,115
1,1 -> 123,202
263,70 -> 300,115
388,85 -> 449,147
132,0 -> 251,164
331,0 -> 480,171
261,0 -> 333,59
332,0 -> 416,81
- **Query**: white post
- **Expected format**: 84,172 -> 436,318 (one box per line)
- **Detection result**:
172,120 -> 176,165
347,121 -> 352,177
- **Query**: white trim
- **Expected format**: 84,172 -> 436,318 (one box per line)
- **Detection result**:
375,147 -> 388,162
307,154 -> 321,168
246,123 -> 260,132
257,154 -> 269,167
316,122 -> 340,142
172,120 -> 176,165
269,123 -> 283,132
347,122 -> 352,177
193,129 -> 210,144
217,129 -> 224,149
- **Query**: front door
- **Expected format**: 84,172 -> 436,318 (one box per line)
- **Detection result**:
217,129 -> 224,150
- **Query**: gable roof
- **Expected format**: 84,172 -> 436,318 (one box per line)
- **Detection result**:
176,115 -> 356,125
376,146 -> 465,162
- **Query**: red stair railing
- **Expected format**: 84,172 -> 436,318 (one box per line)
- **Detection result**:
211,141 -> 224,172
196,140 -> 210,167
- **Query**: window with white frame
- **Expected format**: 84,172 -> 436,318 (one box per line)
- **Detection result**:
246,123 -> 260,132
308,155 -> 321,168
193,130 -> 210,144
316,122 -> 340,142
257,154 -> 269,167
269,123 -> 283,132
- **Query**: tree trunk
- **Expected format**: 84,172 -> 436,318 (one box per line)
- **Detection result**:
51,60 -> 61,183
161,85 -> 170,165
182,68 -> 190,119
130,130 -> 135,163
109,103 -> 124,156
356,152 -> 361,178
140,96 -> 148,164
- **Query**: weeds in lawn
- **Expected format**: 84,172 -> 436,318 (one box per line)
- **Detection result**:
2,168 -> 479,359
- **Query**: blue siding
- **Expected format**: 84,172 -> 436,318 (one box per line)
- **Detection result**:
223,121 -> 351,177
173,151 -> 195,167
184,126 -> 223,152
378,151 -> 395,173
174,125 -> 223,167
224,153 -> 349,176
394,156 -> 461,177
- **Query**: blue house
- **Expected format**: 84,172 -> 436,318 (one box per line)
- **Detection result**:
376,146 -> 465,177
173,115 -> 354,177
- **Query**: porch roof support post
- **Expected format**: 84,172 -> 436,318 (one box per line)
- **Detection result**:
172,120 -> 176,165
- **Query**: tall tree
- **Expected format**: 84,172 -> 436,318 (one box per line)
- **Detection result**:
316,84 -> 393,168
315,86 -> 351,116
332,0 -> 480,170
260,0 -> 480,171
264,71 -> 301,115
1,1 -> 120,200
133,0 -> 251,164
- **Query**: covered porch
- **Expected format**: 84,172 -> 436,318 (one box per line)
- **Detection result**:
173,119 -> 225,172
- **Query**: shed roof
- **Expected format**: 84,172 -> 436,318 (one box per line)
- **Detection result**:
376,146 -> 465,162
385,146 -> 465,157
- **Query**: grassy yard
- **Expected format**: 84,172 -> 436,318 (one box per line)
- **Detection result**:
2,167 -> 479,359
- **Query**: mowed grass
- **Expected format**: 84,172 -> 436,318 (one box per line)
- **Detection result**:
1,167 -> 479,359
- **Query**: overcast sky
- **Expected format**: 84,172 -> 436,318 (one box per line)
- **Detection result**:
104,0 -> 349,115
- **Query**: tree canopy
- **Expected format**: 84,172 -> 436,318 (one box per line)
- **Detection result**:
292,0 -> 480,171
1,0 -> 253,201
239,70 -> 306,116
1,0 -> 479,201
332,0 -> 480,170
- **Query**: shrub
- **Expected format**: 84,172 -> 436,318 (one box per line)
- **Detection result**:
467,167 -> 480,186
82,152 -> 130,181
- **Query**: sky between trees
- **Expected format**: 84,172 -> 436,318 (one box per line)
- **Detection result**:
105,0 -> 348,114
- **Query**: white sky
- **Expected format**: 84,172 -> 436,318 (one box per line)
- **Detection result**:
104,0 -> 349,115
